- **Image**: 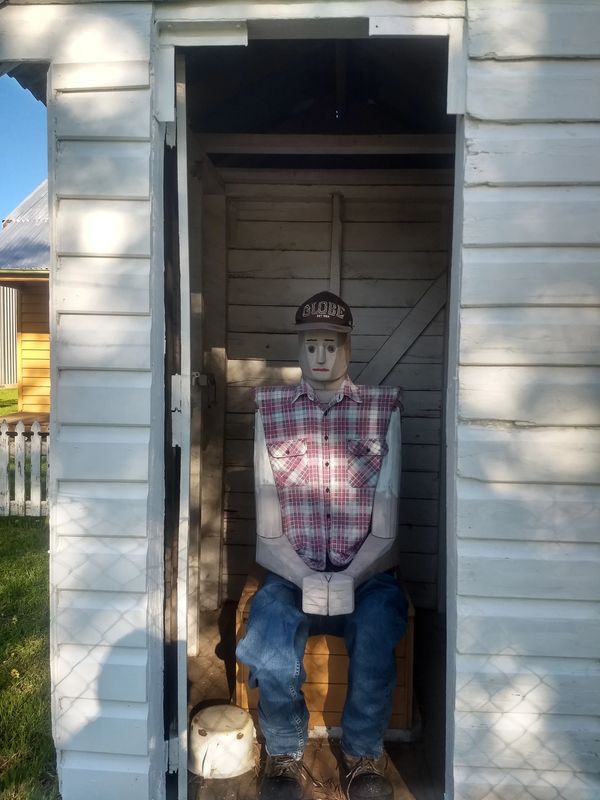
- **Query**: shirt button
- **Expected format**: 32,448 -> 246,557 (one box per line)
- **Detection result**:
324,435 -> 329,441
325,487 -> 330,493
325,461 -> 329,467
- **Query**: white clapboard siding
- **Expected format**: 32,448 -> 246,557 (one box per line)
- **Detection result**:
460,307 -> 600,366
467,61 -> 600,122
457,425 -> 600,485
457,479 -> 600,544
55,698 -> 149,756
55,90 -> 151,139
456,654 -> 600,716
468,2 -> 600,59
465,122 -> 600,185
55,257 -> 151,315
463,186 -> 600,246
56,590 -> 147,648
458,540 -> 600,601
56,141 -> 151,198
56,645 -> 148,702
56,371 -> 152,426
457,597 -> 600,659
56,199 -> 151,257
53,61 -> 149,92
454,767 -> 600,800
461,248 -> 600,307
56,315 -> 151,370
459,366 -> 600,426
55,482 -> 149,539
60,753 -> 150,800
53,426 -> 150,482
53,537 -> 148,593
454,711 -> 600,773
0,6 -> 151,62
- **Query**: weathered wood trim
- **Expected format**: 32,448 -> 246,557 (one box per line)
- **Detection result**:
329,193 -> 342,294
158,20 -> 248,47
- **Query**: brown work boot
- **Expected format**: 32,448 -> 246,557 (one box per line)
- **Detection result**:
342,753 -> 393,800
259,754 -> 307,800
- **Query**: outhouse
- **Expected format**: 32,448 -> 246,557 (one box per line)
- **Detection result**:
1,2 -> 599,799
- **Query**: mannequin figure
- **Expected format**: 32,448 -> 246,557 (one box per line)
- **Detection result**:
236,292 -> 407,800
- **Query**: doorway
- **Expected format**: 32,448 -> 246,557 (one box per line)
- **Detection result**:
178,36 -> 455,799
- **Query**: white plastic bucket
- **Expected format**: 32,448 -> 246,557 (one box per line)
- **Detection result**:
189,704 -> 255,779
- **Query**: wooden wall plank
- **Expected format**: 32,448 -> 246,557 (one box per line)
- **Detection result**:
467,61 -> 600,122
457,425 -> 600,485
455,767 -> 600,800
460,307 -> 600,366
60,753 -> 150,800
229,305 -> 410,336
462,247 -> 600,307
56,590 -> 147,648
55,482 -> 149,539
55,698 -> 148,756
56,644 -> 148,702
465,122 -> 600,185
454,711 -> 600,772
458,540 -> 600,601
54,427 -> 150,482
56,371 -> 152,426
459,365 -> 600,426
468,3 -> 600,59
56,315 -> 151,370
53,61 -> 149,92
54,538 -> 148,593
227,332 -> 387,363
55,258 -> 150,314
57,199 -> 151,257
55,90 -> 151,139
456,653 -> 600,716
56,141 -> 151,198
0,5 -> 151,62
463,187 -> 600,246
457,479 -> 600,544
457,597 -> 600,658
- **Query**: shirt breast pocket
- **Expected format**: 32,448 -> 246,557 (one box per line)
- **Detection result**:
267,438 -> 309,487
347,438 -> 388,488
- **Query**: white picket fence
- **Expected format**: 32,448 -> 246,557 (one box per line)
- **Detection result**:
0,420 -> 49,516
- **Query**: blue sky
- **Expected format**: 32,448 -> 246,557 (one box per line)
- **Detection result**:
0,74 -> 47,222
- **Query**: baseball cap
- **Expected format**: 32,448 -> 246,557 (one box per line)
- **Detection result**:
295,291 -> 353,333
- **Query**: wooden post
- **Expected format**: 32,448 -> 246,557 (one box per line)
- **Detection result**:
14,420 -> 25,516
0,421 -> 9,516
30,421 -> 41,516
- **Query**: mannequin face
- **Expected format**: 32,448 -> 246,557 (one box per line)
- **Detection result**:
298,330 -> 350,389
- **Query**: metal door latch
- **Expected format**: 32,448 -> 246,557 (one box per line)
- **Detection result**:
192,372 -> 217,406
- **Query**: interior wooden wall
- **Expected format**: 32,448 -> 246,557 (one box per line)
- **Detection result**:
195,165 -> 453,610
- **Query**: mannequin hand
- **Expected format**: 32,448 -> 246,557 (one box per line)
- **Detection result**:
327,573 -> 355,616
302,573 -> 331,615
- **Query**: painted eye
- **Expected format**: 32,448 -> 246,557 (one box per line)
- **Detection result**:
327,345 -> 336,354
307,345 -> 316,354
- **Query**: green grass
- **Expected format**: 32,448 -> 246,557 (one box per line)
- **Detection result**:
0,389 -> 18,417
0,518 -> 59,800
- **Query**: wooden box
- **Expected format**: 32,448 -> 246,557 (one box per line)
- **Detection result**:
235,573 -> 415,731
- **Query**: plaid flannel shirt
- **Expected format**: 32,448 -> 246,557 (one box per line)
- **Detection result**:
255,377 -> 401,570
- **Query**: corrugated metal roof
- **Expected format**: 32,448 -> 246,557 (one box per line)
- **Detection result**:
0,180 -> 49,271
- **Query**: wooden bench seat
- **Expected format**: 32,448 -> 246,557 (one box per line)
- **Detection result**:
235,572 -> 415,732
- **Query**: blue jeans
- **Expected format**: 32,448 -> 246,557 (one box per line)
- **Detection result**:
236,572 -> 407,759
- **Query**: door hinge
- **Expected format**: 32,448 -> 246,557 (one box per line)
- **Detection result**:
192,371 -> 217,406
165,735 -> 179,773
171,373 -> 183,448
